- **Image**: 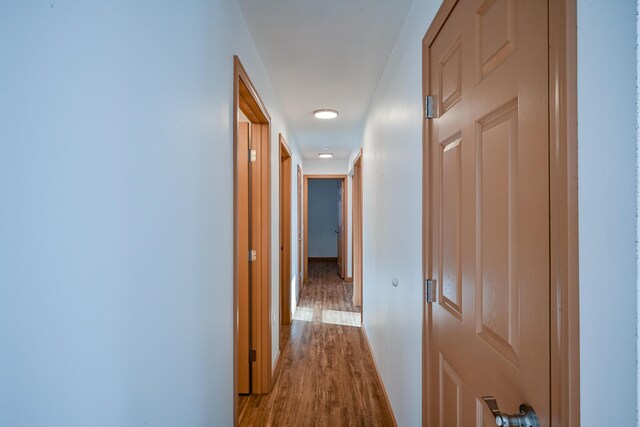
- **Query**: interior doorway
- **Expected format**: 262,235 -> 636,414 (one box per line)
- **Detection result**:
303,175 -> 348,283
233,55 -> 273,414
279,134 -> 292,350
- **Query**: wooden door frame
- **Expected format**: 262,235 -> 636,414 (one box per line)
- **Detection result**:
420,1 -> 579,426
352,150 -> 363,308
279,134 -> 293,342
233,55 -> 273,424
303,174 -> 348,282
297,165 -> 303,288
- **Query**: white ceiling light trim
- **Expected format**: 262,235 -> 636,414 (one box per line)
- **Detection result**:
314,109 -> 339,119
318,153 -> 334,159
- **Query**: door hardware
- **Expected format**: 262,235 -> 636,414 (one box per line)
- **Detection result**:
481,396 -> 539,427
425,95 -> 435,119
425,279 -> 436,303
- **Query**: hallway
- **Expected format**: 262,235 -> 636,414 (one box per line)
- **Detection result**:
238,261 -> 394,426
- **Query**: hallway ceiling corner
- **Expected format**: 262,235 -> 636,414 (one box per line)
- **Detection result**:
236,0 -> 414,160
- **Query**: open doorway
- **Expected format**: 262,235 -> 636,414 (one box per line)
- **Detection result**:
233,56 -> 273,418
303,175 -> 348,282
301,174 -> 359,327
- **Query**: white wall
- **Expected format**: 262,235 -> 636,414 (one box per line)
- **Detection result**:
347,0 -> 440,424
308,179 -> 340,258
303,158 -> 349,175
0,0 -> 300,425
578,1 -> 638,426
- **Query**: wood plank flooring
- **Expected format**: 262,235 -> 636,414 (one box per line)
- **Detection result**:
238,261 -> 394,426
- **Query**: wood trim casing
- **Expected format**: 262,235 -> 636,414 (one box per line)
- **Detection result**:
233,55 -> 273,427
271,345 -> 286,387
352,150 -> 363,308
297,165 -> 303,295
548,0 -> 579,425
361,325 -> 399,427
303,174 -> 348,283
420,2 -> 579,426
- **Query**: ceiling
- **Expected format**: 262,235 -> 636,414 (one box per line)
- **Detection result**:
237,0 -> 415,160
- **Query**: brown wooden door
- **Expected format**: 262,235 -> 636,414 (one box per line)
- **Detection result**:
279,138 -> 292,334
336,180 -> 344,278
237,122 -> 251,395
426,0 -> 549,425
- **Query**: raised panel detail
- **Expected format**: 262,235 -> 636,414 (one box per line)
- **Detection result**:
439,35 -> 462,114
475,99 -> 519,366
475,0 -> 516,81
439,132 -> 463,320
440,353 -> 462,427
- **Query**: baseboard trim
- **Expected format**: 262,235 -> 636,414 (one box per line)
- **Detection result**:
361,324 -> 399,427
270,349 -> 284,392
308,257 -> 338,262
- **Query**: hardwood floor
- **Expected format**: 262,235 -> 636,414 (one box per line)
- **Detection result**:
238,260 -> 394,426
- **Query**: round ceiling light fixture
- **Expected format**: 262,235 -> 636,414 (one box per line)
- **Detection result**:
318,153 -> 334,159
314,109 -> 339,119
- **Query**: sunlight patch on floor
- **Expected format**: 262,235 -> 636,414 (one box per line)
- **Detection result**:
292,306 -> 314,321
292,307 -> 361,327
321,309 -> 361,327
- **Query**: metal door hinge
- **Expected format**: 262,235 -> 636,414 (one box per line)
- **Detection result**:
249,349 -> 256,362
425,279 -> 436,303
249,250 -> 257,262
425,95 -> 435,119
249,149 -> 257,162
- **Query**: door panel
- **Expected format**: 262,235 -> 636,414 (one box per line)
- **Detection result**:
237,122 -> 250,395
427,0 -> 549,425
279,143 -> 292,331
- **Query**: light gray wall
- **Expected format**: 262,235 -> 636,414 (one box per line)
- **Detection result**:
0,0 -> 301,425
303,158 -> 349,175
578,1 -> 638,426
348,0 -> 441,424
308,179 -> 340,258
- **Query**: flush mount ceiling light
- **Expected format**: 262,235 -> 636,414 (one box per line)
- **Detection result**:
318,153 -> 334,159
314,109 -> 339,119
